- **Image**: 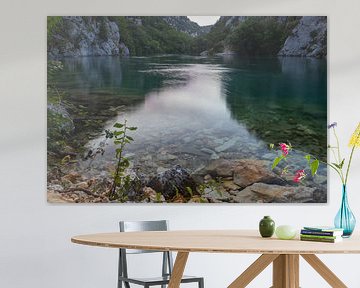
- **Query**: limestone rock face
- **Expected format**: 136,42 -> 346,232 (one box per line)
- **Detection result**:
278,16 -> 327,58
48,16 -> 127,58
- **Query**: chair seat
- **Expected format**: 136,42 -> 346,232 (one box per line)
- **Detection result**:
119,274 -> 202,285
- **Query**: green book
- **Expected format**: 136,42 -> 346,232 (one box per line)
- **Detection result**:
300,234 -> 339,240
300,236 -> 342,243
303,226 -> 344,233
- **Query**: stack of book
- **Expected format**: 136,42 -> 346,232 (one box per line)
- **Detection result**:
300,226 -> 344,243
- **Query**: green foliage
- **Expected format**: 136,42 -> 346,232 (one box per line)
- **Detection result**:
310,159 -> 319,176
98,17 -> 109,41
226,18 -> 289,56
105,120 -> 137,201
190,17 -> 300,56
272,155 -> 285,169
47,16 -> 63,38
197,178 -> 222,197
109,17 -> 194,56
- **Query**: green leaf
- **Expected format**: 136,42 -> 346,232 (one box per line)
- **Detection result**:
272,156 -> 283,169
269,143 -> 274,149
310,159 -> 320,176
339,158 -> 345,169
115,148 -> 122,157
113,123 -> 124,128
113,131 -> 124,136
304,155 -> 311,163
125,135 -> 134,141
128,127 -> 137,131
332,162 -> 341,169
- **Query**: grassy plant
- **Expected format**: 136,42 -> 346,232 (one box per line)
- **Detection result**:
105,120 -> 137,200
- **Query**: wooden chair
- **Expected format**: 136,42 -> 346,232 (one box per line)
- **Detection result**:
118,220 -> 204,288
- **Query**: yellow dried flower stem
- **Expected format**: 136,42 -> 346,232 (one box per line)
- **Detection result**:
345,122 -> 360,184
349,122 -> 360,148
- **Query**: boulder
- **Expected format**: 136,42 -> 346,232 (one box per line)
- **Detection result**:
232,159 -> 282,188
147,165 -> 197,200
231,183 -> 317,203
201,159 -> 282,188
142,186 -> 165,202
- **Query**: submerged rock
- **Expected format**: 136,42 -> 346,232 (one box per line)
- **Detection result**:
147,165 -> 197,200
214,136 -> 241,152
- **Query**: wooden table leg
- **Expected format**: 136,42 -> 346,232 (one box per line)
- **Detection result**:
272,254 -> 299,288
301,254 -> 347,288
228,254 -> 279,288
168,252 -> 189,288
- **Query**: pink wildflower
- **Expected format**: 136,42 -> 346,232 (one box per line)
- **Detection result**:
293,169 -> 306,183
279,143 -> 289,156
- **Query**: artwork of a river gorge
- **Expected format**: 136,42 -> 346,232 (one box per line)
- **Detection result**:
47,16 -> 327,203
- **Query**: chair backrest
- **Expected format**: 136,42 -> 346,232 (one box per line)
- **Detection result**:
119,220 -> 169,254
118,220 -> 173,283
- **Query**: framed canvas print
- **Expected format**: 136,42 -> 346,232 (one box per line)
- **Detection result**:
47,16 -> 327,203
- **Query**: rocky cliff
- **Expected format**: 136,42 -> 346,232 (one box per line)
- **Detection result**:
202,16 -> 326,58
161,16 -> 210,36
48,16 -> 129,58
278,16 -> 327,58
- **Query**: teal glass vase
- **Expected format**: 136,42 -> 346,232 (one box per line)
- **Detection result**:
334,185 -> 356,237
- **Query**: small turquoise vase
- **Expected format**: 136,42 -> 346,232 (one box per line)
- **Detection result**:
334,185 -> 356,237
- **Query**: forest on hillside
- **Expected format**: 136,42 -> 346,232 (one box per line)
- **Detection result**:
48,16 -> 327,58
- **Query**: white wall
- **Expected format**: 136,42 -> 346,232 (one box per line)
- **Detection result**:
1,0 -> 360,287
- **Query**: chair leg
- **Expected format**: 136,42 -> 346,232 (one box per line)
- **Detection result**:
199,278 -> 204,288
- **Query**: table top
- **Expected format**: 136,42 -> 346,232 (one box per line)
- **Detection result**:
71,230 -> 360,254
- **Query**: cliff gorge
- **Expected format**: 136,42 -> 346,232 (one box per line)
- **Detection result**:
278,16 -> 327,58
48,16 -> 327,59
199,16 -> 326,58
47,16 -> 129,58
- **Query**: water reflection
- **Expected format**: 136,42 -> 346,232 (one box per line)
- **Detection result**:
54,55 -> 327,175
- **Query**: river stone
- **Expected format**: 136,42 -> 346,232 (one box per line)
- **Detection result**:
232,159 -> 281,188
201,148 -> 215,155
142,186 -> 165,202
147,165 -> 197,200
231,183 -> 316,203
210,153 -> 220,160
157,153 -> 178,161
202,159 -> 236,177
203,187 -> 232,202
201,159 -> 281,188
215,136 -> 241,152
47,191 -> 69,203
